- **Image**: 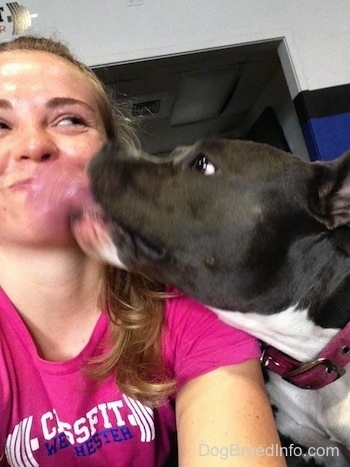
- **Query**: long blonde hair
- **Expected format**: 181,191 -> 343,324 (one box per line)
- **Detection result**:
0,35 -> 175,406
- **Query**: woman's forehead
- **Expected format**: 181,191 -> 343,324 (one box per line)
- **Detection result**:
0,50 -> 87,87
0,49 -> 100,103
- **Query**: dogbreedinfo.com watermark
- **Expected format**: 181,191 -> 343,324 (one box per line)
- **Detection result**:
199,443 -> 341,460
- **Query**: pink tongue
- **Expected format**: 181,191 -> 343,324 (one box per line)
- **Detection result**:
25,162 -> 94,225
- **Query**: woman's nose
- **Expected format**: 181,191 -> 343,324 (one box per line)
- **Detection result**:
13,125 -> 58,162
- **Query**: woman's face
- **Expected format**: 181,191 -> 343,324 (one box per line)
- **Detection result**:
0,50 -> 107,248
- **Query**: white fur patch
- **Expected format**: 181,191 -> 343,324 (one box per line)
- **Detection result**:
209,305 -> 339,361
99,239 -> 128,270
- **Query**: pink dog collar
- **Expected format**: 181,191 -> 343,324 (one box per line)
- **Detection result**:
261,322 -> 350,389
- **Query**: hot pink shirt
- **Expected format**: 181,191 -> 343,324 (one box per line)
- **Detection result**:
0,288 -> 260,466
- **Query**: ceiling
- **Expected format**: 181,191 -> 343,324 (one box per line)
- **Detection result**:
92,40 -> 284,156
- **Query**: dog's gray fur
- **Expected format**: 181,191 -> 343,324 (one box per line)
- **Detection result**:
73,139 -> 350,466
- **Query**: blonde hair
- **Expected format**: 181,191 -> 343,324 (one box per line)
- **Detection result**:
0,35 -> 175,406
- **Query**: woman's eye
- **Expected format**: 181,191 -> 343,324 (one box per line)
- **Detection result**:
57,116 -> 86,126
190,154 -> 216,175
0,121 -> 10,130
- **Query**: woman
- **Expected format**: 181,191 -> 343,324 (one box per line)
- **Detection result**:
0,36 -> 285,466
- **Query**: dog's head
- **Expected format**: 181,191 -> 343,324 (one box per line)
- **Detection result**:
73,139 -> 350,315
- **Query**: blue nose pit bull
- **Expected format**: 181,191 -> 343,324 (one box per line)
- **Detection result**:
73,139 -> 350,467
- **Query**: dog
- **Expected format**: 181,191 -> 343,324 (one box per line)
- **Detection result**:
72,139 -> 350,466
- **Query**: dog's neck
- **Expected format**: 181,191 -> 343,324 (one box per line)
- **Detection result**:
211,305 -> 339,361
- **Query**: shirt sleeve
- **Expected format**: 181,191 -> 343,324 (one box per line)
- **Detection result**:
162,291 -> 261,390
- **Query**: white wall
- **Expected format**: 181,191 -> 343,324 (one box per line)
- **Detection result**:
10,0 -> 350,99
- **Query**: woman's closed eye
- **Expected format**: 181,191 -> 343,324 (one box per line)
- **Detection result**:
0,120 -> 11,131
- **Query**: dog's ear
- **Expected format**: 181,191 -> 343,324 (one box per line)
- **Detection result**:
314,151 -> 350,229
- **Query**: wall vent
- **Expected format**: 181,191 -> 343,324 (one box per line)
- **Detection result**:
132,100 -> 161,116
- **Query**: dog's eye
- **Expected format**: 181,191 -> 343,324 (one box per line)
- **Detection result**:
190,154 -> 216,176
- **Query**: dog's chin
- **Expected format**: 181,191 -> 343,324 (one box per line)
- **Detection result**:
71,205 -> 167,269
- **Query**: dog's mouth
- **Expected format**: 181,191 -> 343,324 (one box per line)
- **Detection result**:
120,225 -> 167,261
71,205 -> 167,266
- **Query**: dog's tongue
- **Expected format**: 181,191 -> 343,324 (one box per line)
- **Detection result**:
25,162 -> 94,231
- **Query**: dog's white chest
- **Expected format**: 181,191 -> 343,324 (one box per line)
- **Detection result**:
268,370 -> 350,450
210,305 -> 338,360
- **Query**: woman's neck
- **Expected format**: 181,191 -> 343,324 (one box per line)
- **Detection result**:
0,245 -> 105,361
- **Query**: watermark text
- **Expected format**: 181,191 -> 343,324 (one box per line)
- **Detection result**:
198,443 -> 340,460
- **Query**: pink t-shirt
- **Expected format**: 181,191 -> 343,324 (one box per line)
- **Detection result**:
0,288 -> 260,466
